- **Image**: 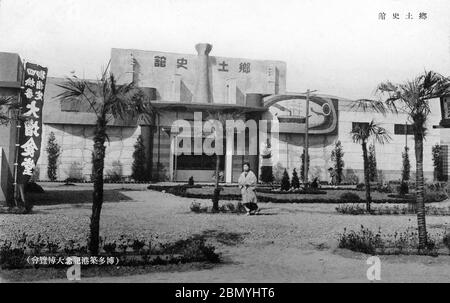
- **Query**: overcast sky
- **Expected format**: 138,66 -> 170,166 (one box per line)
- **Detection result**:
1,0 -> 449,99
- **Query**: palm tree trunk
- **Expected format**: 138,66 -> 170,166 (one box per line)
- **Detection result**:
414,132 -> 427,250
212,154 -> 220,211
89,120 -> 106,255
362,142 -> 372,212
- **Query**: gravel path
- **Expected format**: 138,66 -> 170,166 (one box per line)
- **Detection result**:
2,186 -> 450,282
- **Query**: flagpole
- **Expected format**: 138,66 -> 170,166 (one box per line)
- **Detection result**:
12,60 -> 26,207
304,89 -> 310,184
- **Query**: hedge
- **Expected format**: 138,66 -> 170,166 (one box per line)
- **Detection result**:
147,185 -> 415,204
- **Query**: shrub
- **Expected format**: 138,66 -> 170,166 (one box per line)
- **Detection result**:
339,192 -> 361,203
0,247 -> 27,269
402,146 -> 410,182
131,239 -> 146,252
256,187 -> 326,195
219,202 -> 235,212
398,182 -> 409,195
132,135 -> 148,182
338,226 -> 383,254
102,242 -> 117,255
280,169 -> 290,191
30,166 -> 40,183
336,203 -> 450,216
330,140 -> 345,184
444,234 -> 450,251
377,183 -> 393,193
105,160 -> 123,182
190,201 -> 246,214
424,192 -> 448,203
310,177 -> 319,189
66,161 -> 84,182
273,162 -> 285,183
0,232 -> 220,269
338,226 -> 441,255
291,168 -> 300,189
46,132 -> 60,181
190,202 -> 207,213
432,144 -> 446,181
335,204 -> 366,215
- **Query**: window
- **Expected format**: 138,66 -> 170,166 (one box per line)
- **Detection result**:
394,124 -> 414,135
352,122 -> 369,132
175,136 -> 225,170
60,98 -> 80,112
176,154 -> 224,170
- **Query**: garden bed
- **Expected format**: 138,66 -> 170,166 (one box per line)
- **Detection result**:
336,203 -> 450,216
0,232 -> 220,271
190,201 -> 248,214
337,226 -> 450,256
147,184 -> 425,204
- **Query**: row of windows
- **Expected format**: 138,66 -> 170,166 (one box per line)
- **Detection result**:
351,122 -> 414,135
176,154 -> 225,170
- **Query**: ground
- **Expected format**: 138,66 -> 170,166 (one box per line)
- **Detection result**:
1,183 -> 450,283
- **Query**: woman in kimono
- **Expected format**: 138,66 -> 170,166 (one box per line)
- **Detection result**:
238,162 -> 259,215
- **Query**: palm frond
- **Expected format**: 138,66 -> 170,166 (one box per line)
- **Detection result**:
0,96 -> 20,125
100,73 -> 157,124
368,120 -> 392,144
351,98 -> 388,115
350,120 -> 391,145
56,77 -> 100,117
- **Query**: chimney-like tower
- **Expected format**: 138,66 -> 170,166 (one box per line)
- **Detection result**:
194,43 -> 212,103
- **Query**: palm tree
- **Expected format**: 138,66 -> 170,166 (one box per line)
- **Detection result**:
376,71 -> 450,249
350,120 -> 391,212
57,70 -> 155,254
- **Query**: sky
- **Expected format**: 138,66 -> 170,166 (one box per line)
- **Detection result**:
1,0 -> 449,99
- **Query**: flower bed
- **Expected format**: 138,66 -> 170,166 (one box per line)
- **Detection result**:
0,232 -> 220,270
338,226 -> 449,256
255,188 -> 327,195
147,184 -> 416,204
388,192 -> 448,203
336,203 -> 450,216
190,201 -> 247,214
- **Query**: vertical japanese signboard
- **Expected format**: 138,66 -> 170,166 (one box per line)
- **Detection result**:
17,62 -> 48,184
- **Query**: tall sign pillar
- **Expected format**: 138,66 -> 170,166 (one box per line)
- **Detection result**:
194,43 -> 212,103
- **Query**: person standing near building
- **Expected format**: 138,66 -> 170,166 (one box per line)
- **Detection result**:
238,162 -> 259,215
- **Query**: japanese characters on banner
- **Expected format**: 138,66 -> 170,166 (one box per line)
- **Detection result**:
17,63 -> 48,184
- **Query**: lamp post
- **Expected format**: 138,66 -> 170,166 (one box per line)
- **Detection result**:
303,89 -> 317,185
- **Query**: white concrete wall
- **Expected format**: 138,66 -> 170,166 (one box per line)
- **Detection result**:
110,47 -> 287,104
36,124 -> 141,181
265,98 -> 442,183
338,100 -> 441,182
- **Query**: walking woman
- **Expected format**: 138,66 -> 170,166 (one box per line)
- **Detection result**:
238,162 -> 259,215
